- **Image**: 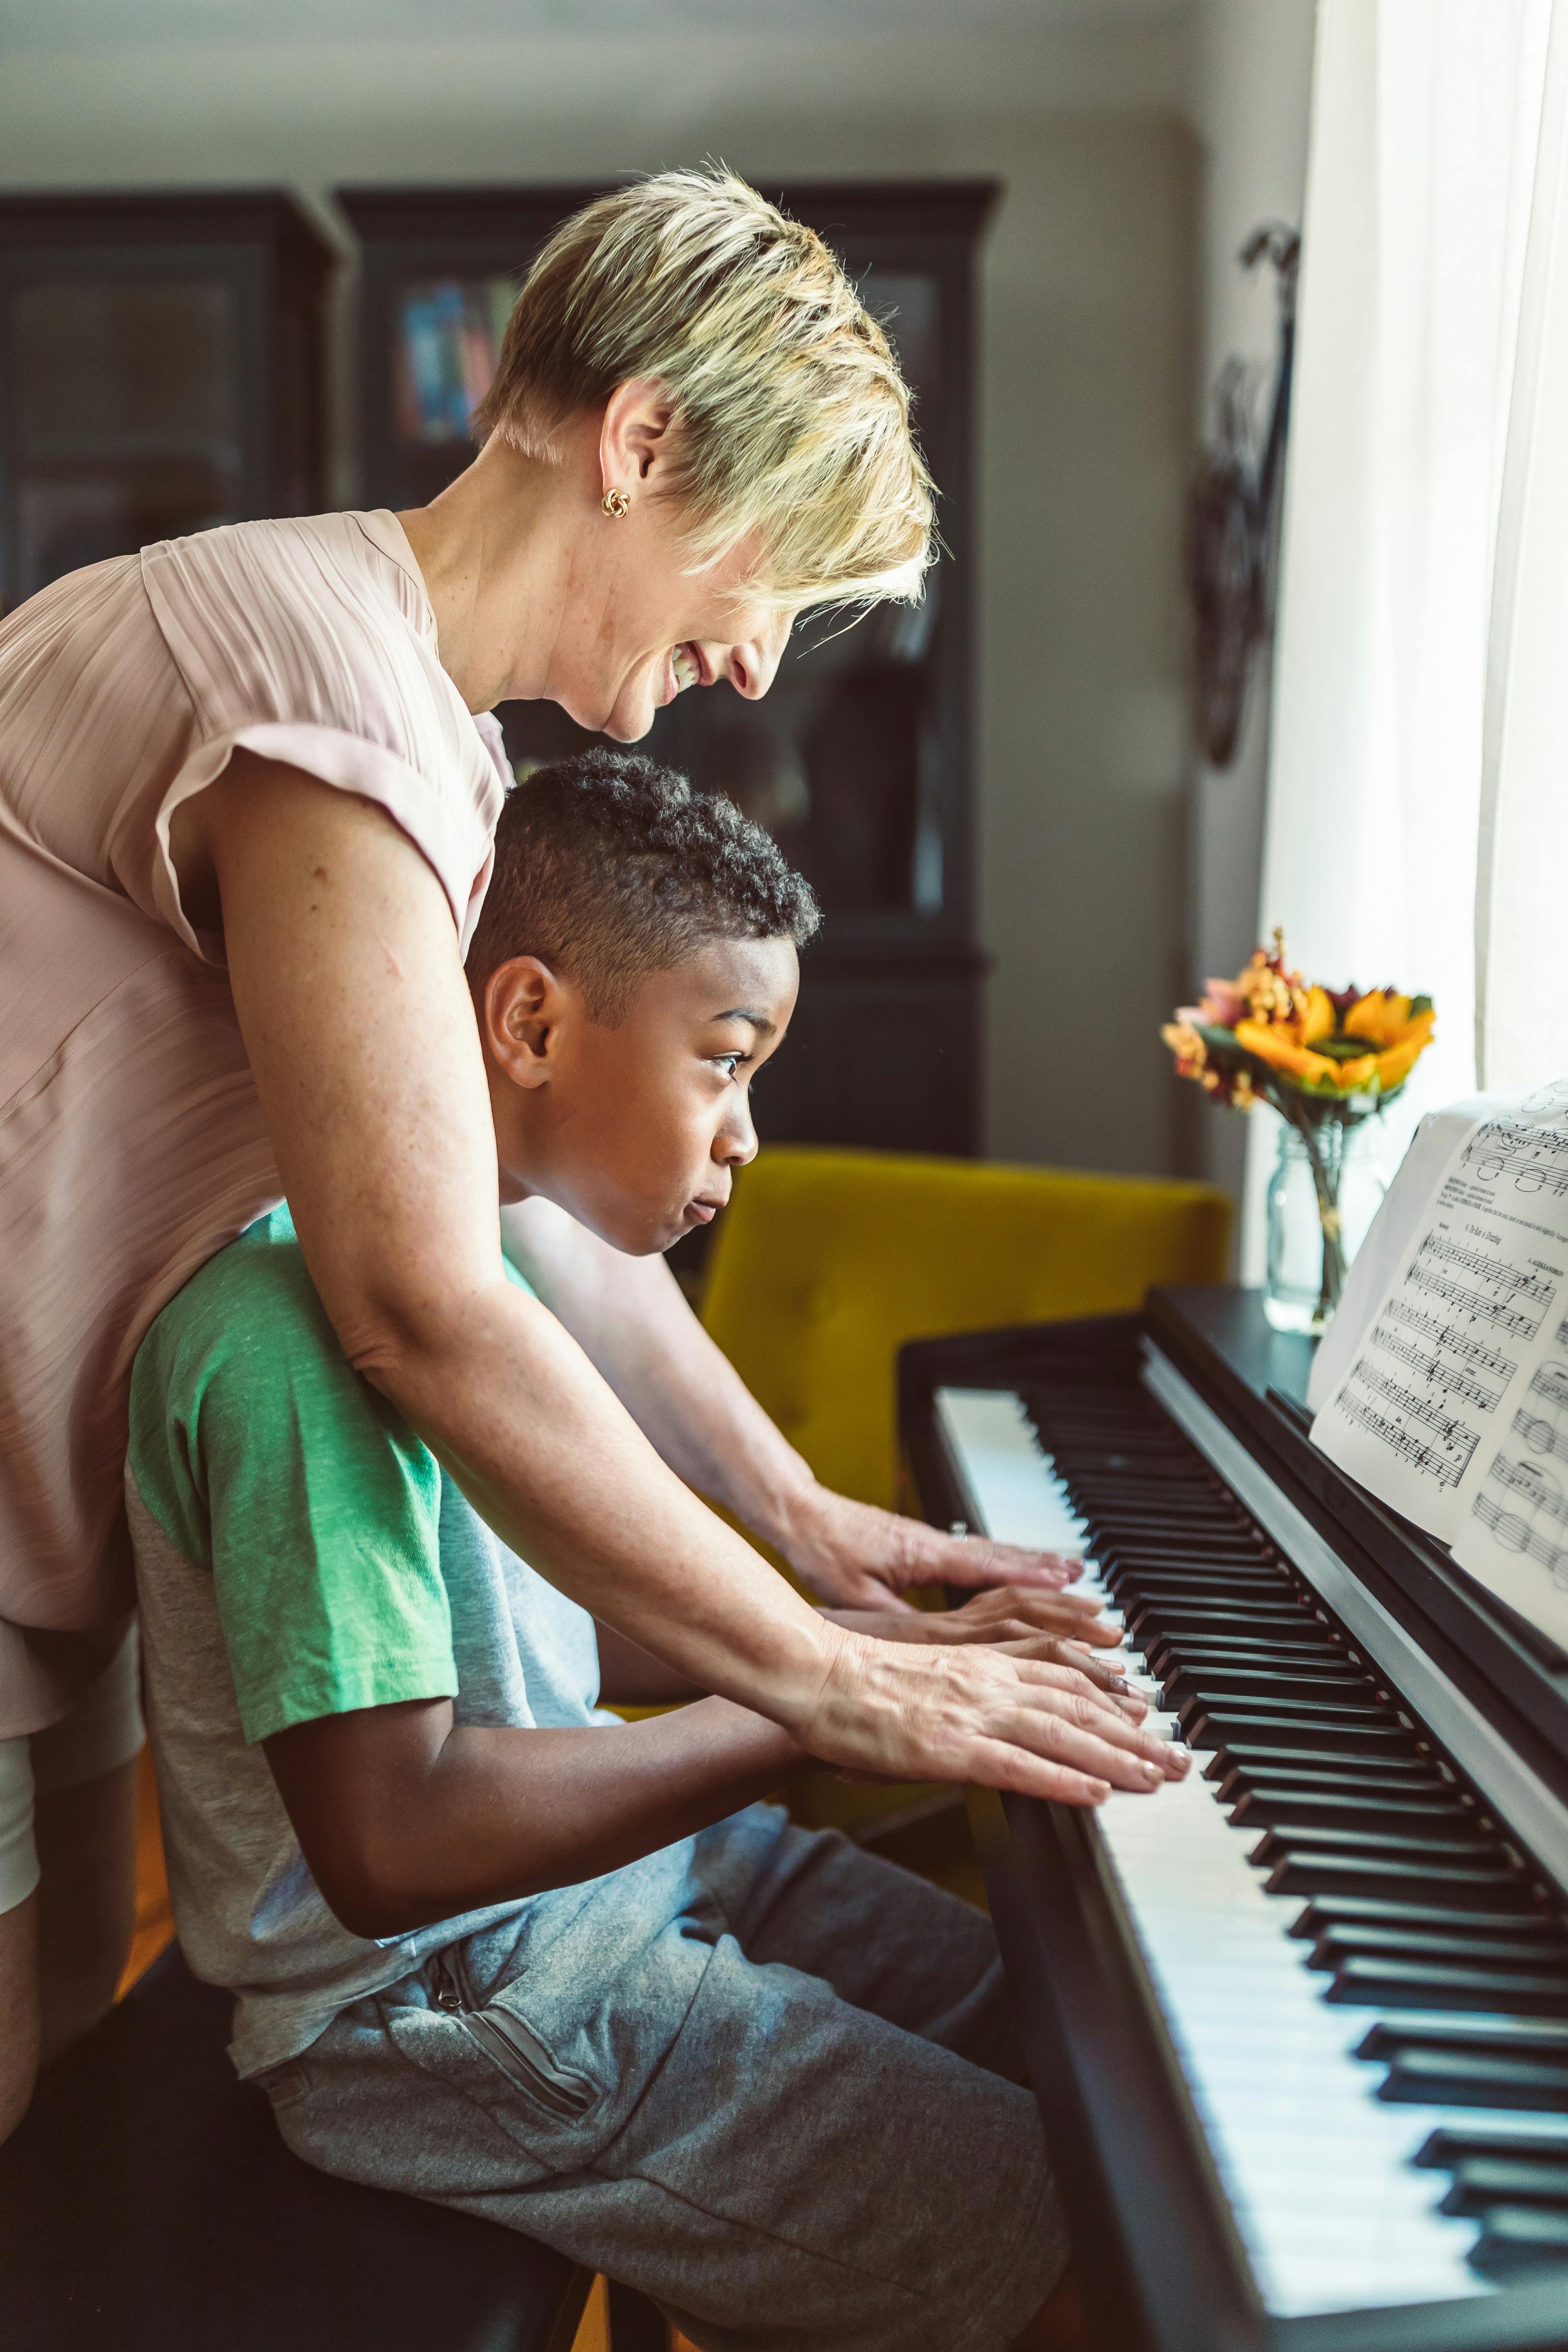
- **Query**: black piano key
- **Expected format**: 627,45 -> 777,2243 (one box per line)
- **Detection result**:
1469,2205 -> 1568,2272
1184,1712 -> 1401,1769
1209,1745 -> 1442,1784
1249,1825 -> 1500,1866
1086,1505 -> 1269,1524
1119,1582 -> 1305,1607
1165,1670 -> 1381,1710
1082,1517 -> 1264,1539
1265,1852 -> 1530,1905
1310,1924 -> 1568,1972
1100,1534 -> 1278,1552
1415,2125 -> 1568,2169
1101,1551 -> 1278,1577
1104,1562 -> 1288,1581
1363,2016 -> 1568,2065
1056,1474 -> 1225,1498
1075,1505 -> 1242,1531
1127,1604 -> 1328,1633
1174,1680 -> 1388,1713
1145,1639 -> 1351,1671
1221,1776 -> 1457,1820
1231,1790 -> 1480,1834
1442,2155 -> 1568,2212
1325,1956 -> 1568,2015
1188,1712 -> 1420,1756
1293,1896 -> 1563,1940
1361,2016 -> 1568,2054
1112,1581 -> 1296,1610
1379,2048 -> 1568,2112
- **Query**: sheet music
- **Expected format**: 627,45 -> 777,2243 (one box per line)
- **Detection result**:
1312,1083 -> 1568,1643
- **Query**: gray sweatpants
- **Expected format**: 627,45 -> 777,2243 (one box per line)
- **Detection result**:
261,1805 -> 1064,2352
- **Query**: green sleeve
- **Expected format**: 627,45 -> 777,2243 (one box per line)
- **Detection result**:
129,1209 -> 458,1745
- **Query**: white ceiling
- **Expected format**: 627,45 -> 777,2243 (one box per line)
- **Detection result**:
0,0 -> 1191,53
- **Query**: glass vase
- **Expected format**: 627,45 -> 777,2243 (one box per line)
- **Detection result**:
1263,1118 -> 1386,1338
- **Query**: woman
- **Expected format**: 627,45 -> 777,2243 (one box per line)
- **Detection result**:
0,169 -> 1166,2134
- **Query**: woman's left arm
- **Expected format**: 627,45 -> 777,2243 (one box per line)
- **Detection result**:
502,1196 -> 1083,1614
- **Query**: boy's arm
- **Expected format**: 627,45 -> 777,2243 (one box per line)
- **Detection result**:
268,1623 -> 1158,1940
265,1697 -> 805,1938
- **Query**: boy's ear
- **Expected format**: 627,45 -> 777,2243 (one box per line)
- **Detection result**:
481,957 -> 570,1089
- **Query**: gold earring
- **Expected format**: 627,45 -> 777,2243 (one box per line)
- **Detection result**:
601,488 -> 630,519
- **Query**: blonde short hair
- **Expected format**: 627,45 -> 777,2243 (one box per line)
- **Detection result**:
472,167 -> 935,613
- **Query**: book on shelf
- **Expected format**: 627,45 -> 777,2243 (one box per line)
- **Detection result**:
394,278 -> 516,445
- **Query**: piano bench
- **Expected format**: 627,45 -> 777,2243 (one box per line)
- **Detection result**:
0,1939 -> 666,2352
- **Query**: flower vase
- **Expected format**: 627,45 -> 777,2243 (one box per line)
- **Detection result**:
1263,1119 -> 1385,1338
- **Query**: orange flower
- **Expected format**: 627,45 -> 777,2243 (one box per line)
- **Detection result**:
1232,1019 -> 1341,1087
1164,933 -> 1436,1108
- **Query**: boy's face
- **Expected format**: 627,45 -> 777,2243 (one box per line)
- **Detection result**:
477,934 -> 799,1255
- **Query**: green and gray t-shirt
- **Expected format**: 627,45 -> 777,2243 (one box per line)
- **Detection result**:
127,1203 -> 622,2079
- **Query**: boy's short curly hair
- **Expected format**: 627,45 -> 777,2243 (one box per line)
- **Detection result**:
467,748 -> 821,1021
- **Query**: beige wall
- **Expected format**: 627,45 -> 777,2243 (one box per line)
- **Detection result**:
0,18 -> 1200,1175
1181,0 -> 1318,1223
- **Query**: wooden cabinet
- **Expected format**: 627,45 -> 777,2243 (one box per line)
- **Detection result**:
340,179 -> 995,1157
0,191 -> 333,615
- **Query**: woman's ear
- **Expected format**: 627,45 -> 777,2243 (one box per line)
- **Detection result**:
599,377 -> 678,498
482,957 -> 567,1089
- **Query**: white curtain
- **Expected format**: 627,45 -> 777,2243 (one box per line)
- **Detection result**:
1247,0 -> 1568,1269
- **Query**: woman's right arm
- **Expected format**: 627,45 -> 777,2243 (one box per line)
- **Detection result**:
189,757 -> 1182,1802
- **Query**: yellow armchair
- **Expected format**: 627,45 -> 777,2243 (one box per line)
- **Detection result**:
701,1145 -> 1232,1514
699,1145 -> 1230,1855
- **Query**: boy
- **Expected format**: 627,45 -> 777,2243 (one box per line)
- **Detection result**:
129,752 -> 1174,2350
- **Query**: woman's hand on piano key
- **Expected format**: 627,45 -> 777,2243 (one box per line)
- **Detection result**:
824,1589 -> 1136,1699
802,1629 -> 1190,1806
772,1487 -> 1084,1614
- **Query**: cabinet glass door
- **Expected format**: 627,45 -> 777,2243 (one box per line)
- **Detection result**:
6,278 -> 242,600
497,267 -> 947,924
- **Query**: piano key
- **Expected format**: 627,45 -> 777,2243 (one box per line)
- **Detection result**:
1186,1712 -> 1423,1756
1106,1569 -> 1290,1595
1360,2015 -> 1568,2053
1249,1826 -> 1503,1866
1146,1640 -> 1353,1671
1231,1793 -> 1480,1835
1165,1670 -> 1380,1709
1097,1543 -> 1278,1568
1326,1957 -> 1568,2016
1184,1712 -> 1391,1750
1265,1853 -> 1530,1906
1378,2048 -> 1568,2112
1440,2154 -> 1568,2211
935,1388 -> 1497,2317
1209,1745 -> 1446,1784
1293,1896 -> 1566,1941
1470,2204 -> 1568,2271
1220,1761 -> 1454,1797
1125,1600 -> 1321,1626
1415,2124 -> 1568,2169
1312,1925 -> 1568,1971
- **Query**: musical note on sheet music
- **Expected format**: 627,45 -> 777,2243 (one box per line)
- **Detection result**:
1472,1457 -> 1568,1593
1313,1088 -> 1568,1539
1458,1117 -> 1568,1200
1335,1390 -> 1471,1488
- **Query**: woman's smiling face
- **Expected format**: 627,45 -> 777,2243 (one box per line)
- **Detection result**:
547,479 -> 797,744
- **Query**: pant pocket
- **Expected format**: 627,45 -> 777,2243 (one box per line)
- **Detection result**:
432,1947 -> 596,2124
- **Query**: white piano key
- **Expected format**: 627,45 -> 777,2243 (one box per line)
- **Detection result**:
936,1386 -> 1502,2320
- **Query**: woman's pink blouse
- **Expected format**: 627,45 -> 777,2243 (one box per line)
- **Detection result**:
0,511 -> 508,1737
